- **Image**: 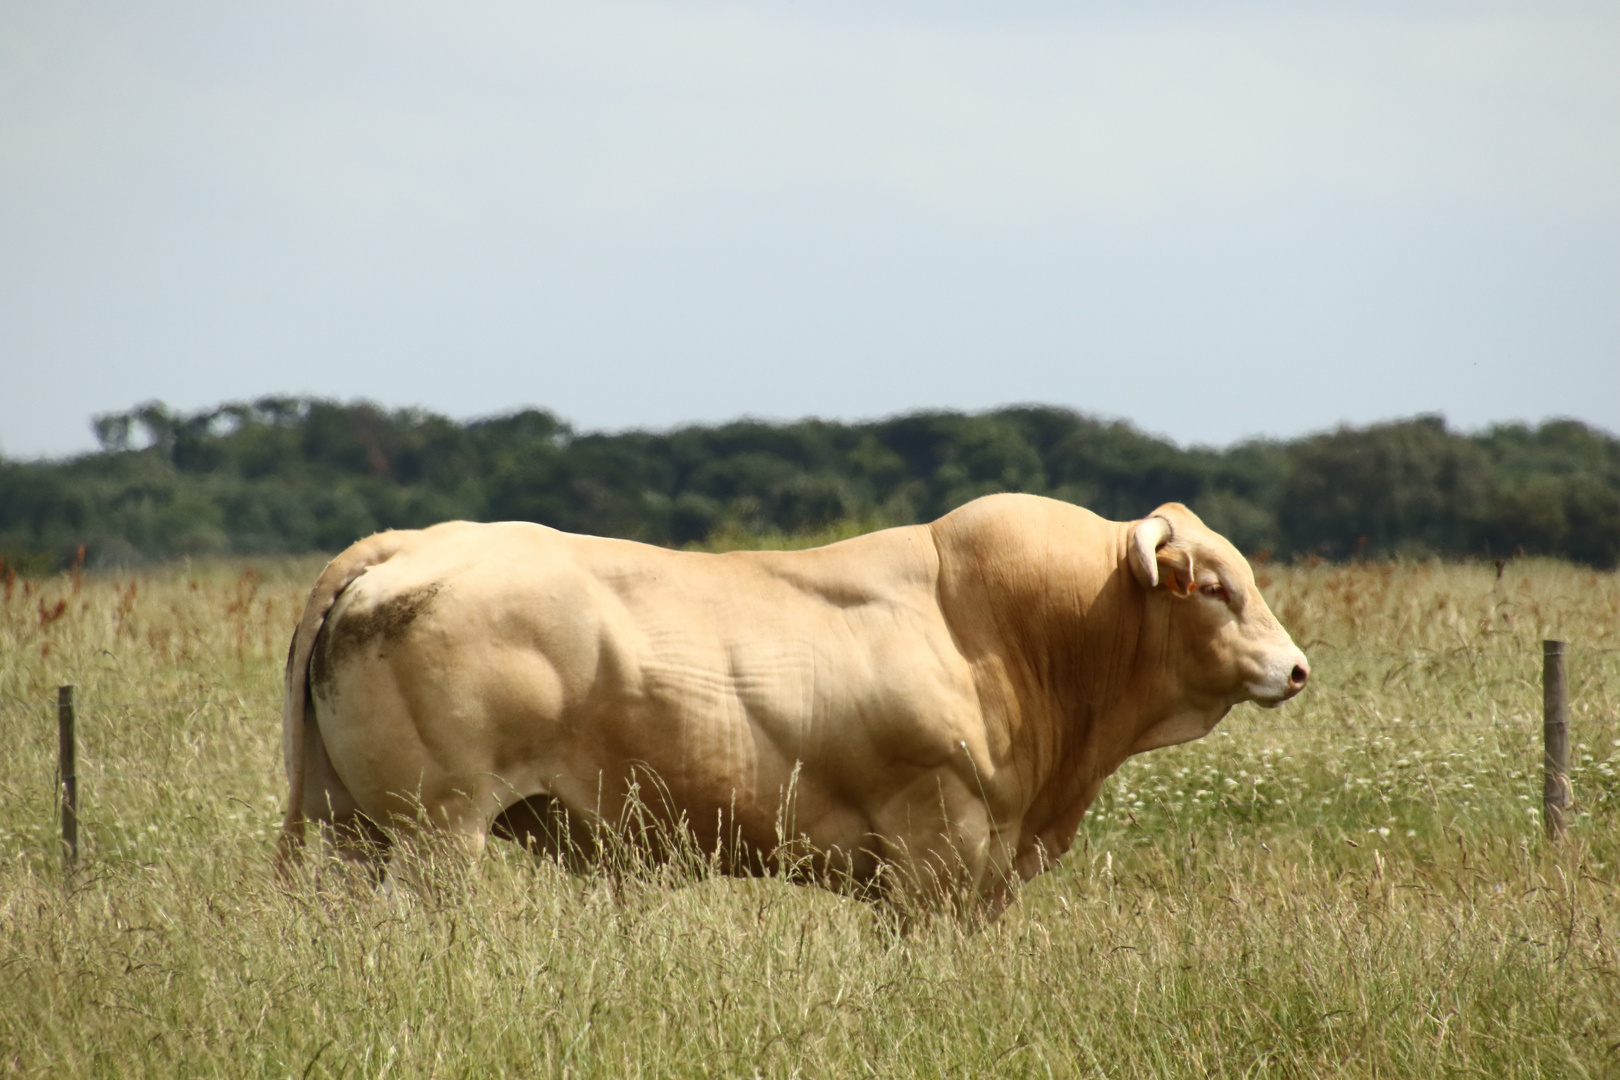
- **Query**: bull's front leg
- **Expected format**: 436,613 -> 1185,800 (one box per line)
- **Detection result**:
869,770 -> 1021,920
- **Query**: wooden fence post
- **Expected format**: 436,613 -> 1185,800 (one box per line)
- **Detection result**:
58,685 -> 77,869
1543,641 -> 1570,840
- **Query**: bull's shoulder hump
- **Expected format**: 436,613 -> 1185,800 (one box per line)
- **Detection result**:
932,493 -> 1112,537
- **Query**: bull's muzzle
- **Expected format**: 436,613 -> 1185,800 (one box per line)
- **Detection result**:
1254,651 -> 1310,708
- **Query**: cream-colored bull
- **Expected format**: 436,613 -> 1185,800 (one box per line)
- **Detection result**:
276,494 -> 1308,912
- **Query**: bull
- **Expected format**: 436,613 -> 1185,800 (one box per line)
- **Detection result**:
276,494 -> 1308,913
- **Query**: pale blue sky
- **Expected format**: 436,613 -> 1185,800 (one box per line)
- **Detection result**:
2,0 -> 1616,458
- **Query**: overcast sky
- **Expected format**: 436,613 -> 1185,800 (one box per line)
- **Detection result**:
2,0 -> 1616,459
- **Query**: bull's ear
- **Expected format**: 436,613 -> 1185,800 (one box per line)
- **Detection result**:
1158,547 -> 1195,597
1128,516 -> 1171,588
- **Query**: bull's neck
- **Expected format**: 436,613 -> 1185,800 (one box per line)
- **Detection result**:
1030,527 -> 1159,823
937,515 -> 1174,855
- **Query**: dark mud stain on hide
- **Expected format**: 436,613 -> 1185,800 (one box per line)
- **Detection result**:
311,583 -> 442,697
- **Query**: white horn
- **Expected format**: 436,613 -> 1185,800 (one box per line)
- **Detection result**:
1129,515 -> 1173,588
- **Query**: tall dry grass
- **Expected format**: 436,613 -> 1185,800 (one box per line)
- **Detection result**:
2,550 -> 1618,1078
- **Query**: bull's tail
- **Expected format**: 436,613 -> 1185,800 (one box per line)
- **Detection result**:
274,531 -> 409,878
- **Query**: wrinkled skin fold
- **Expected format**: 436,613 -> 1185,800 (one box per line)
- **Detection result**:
277,494 -> 1308,914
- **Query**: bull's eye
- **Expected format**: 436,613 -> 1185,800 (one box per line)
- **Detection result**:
1200,583 -> 1229,602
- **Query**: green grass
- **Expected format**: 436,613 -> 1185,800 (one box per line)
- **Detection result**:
2,551 -> 1619,1078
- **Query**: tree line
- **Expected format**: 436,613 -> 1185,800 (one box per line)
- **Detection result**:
2,397 -> 1617,572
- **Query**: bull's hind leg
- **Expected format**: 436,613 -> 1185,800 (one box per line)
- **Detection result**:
297,719 -> 394,890
309,663 -> 514,899
376,794 -> 498,904
320,808 -> 394,892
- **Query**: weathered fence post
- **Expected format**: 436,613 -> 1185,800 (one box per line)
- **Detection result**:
58,685 -> 77,869
1542,640 -> 1570,840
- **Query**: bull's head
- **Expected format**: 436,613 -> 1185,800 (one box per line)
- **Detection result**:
1125,503 -> 1308,750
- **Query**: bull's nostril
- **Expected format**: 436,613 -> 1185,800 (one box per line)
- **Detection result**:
1290,664 -> 1309,688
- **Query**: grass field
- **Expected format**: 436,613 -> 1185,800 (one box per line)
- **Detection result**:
2,544 -> 1619,1078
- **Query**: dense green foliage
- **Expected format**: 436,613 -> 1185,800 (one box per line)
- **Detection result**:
3,398 -> 1618,570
